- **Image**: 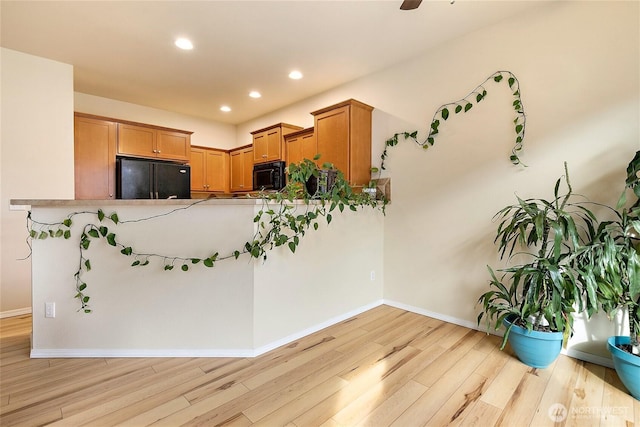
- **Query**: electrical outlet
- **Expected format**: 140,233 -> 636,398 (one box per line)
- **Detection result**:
370,270 -> 376,281
45,302 -> 55,318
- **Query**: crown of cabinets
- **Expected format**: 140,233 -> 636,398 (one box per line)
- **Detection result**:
251,123 -> 303,164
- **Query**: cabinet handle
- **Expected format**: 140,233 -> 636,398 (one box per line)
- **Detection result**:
262,154 -> 267,158
152,149 -> 157,153
157,150 -> 161,154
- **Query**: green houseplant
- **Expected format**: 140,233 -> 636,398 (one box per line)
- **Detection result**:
477,163 -> 601,368
580,150 -> 639,399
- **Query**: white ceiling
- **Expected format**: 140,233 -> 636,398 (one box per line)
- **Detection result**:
0,0 -> 543,124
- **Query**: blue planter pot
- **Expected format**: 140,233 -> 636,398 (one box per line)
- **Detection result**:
503,316 -> 563,369
607,336 -> 640,400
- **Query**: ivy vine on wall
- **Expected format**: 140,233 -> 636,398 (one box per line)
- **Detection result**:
26,70 -> 527,313
379,70 -> 526,173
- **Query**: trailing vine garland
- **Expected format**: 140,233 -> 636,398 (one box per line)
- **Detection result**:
379,70 -> 526,172
26,70 -> 527,313
27,159 -> 383,313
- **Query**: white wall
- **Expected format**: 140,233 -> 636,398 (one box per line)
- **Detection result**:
237,1 -> 640,361
74,93 -> 236,149
27,200 -> 383,356
0,48 -> 74,314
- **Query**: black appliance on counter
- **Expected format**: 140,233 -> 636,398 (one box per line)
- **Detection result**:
116,157 -> 191,199
253,160 -> 286,191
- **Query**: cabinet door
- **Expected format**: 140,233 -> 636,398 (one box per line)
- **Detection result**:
286,135 -> 303,167
242,148 -> 253,191
315,105 -> 349,178
74,115 -> 117,199
190,148 -> 207,191
118,123 -> 156,158
266,127 -> 282,162
253,131 -> 268,163
230,150 -> 245,192
301,132 -> 317,164
205,150 -> 227,192
157,129 -> 190,161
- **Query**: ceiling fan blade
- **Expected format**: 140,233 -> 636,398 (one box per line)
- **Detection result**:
400,0 -> 422,10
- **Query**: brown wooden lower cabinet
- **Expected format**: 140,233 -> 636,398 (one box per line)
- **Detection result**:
74,114 -> 117,199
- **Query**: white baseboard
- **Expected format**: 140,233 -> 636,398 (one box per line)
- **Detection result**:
252,299 -> 385,357
30,300 -> 385,359
30,348 -> 255,358
383,299 -> 479,330
0,307 -> 32,319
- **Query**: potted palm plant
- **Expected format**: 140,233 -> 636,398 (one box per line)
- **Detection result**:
580,150 -> 639,399
477,163 -> 601,368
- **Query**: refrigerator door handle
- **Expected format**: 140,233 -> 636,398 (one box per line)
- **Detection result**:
149,191 -> 153,199
155,191 -> 159,199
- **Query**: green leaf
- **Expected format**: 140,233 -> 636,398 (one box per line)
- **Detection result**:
82,296 -> 90,303
99,226 -> 108,237
110,213 -> 119,224
85,259 -> 91,271
78,283 -> 87,291
88,229 -> 99,238
106,233 -> 117,246
233,250 -> 240,259
464,103 -> 473,112
327,213 -> 332,224
441,108 -> 449,120
508,77 -> 515,88
288,241 -> 296,253
30,230 -> 37,238
132,260 -> 140,266
494,74 -> 503,82
55,229 -> 64,237
203,258 -> 214,267
81,238 -> 90,250
313,222 -> 319,230
181,264 -> 189,271
164,265 -> 174,271
313,153 -> 322,160
64,230 -> 71,239
476,93 -> 483,102
191,258 -> 201,264
141,260 -> 149,266
120,247 -> 132,256
63,218 -> 72,227
515,124 -> 524,134
455,105 -> 463,114
97,209 -> 105,221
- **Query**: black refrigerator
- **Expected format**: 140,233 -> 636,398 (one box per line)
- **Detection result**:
116,158 -> 191,199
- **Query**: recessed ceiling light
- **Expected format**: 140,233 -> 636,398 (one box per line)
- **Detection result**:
220,105 -> 231,112
249,91 -> 262,99
175,38 -> 193,50
288,70 -> 303,80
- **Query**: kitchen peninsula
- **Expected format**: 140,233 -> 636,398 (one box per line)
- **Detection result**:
12,198 -> 384,357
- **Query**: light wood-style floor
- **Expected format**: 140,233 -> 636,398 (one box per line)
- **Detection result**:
1,305 -> 638,426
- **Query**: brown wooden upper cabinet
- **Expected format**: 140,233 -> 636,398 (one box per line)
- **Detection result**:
311,99 -> 373,187
230,145 -> 254,192
251,123 -> 302,164
74,113 -> 117,199
285,127 -> 316,167
190,146 -> 228,193
118,123 -> 191,162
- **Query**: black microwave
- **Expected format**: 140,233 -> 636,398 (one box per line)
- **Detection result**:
253,161 -> 286,191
